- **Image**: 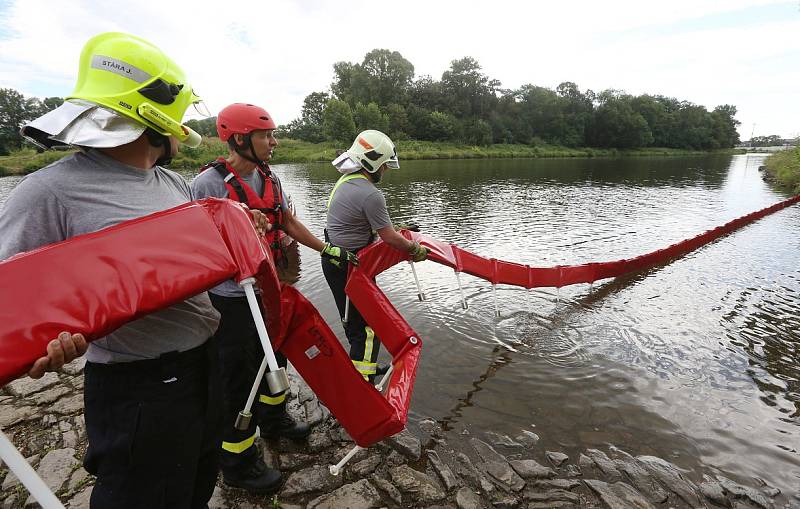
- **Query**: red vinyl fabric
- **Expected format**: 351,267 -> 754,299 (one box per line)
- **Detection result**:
0,198 -> 416,447
0,199 -> 242,386
275,285 -> 408,446
404,194 -> 800,289
341,194 -> 800,438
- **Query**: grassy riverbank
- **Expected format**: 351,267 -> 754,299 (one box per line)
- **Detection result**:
0,138 -> 741,176
764,147 -> 800,193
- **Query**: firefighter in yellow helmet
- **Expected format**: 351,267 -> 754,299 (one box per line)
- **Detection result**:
322,130 -> 429,382
2,32 -> 239,508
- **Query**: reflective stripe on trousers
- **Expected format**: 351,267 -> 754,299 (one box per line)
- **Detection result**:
352,326 -> 377,380
221,432 -> 256,454
259,393 -> 286,405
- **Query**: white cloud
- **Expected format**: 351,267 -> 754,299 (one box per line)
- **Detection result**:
0,0 -> 796,138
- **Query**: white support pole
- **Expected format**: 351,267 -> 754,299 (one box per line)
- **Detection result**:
375,364 -> 394,391
329,364 -> 397,475
329,444 -> 363,476
241,278 -> 280,372
408,261 -> 426,301
455,270 -> 468,309
0,431 -> 64,509
236,356 -> 269,430
343,296 -> 350,325
240,278 -> 289,394
492,284 -> 500,317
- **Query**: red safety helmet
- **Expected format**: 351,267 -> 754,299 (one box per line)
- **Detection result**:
216,103 -> 277,142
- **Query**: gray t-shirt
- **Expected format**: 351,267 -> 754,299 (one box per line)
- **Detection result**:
326,176 -> 392,251
0,149 -> 219,364
190,164 -> 288,297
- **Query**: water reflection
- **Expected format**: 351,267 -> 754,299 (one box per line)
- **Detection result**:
723,282 -> 800,421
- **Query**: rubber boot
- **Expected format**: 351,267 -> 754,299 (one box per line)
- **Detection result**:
221,446 -> 282,494
259,400 -> 311,440
372,363 -> 390,385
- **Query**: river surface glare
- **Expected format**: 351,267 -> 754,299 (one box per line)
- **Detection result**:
1,153 -> 798,498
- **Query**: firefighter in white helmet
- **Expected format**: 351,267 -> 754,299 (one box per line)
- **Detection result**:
322,130 -> 429,381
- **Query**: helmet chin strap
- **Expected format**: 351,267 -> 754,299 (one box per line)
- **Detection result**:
365,166 -> 382,184
145,128 -> 172,167
235,134 -> 270,174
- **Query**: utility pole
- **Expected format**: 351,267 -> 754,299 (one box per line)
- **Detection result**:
749,123 -> 756,147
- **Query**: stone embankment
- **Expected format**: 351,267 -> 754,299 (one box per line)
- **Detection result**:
0,360 -> 792,509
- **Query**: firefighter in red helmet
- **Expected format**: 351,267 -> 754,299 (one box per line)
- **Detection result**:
191,103 -> 356,493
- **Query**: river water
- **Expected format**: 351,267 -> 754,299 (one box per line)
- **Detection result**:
1,153 -> 798,498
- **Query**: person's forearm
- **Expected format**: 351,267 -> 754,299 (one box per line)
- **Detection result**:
378,227 -> 414,252
283,216 -> 325,252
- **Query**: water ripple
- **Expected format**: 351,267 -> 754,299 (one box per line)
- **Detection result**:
3,154 -> 799,499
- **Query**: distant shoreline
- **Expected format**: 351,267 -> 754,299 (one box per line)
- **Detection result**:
763,147 -> 800,193
0,139 -> 744,177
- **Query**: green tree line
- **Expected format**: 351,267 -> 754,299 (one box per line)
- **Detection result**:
749,135 -> 795,147
1,50 -> 741,155
0,88 -> 63,155
282,49 -> 741,150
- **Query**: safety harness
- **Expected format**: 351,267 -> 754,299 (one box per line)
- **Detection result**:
324,173 -> 375,251
326,173 -> 367,208
202,157 -> 287,265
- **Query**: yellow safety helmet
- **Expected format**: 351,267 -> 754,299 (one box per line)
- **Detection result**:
67,32 -> 203,147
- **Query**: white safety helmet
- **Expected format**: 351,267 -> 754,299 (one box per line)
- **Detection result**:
332,130 -> 399,174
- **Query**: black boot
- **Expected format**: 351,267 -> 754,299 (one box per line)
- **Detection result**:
221,449 -> 282,494
373,363 -> 390,383
259,408 -> 311,440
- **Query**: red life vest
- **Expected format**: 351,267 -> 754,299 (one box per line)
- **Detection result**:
202,157 -> 286,261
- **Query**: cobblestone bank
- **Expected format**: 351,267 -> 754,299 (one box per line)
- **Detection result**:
0,360 -> 792,509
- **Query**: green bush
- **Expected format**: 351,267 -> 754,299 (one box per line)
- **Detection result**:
764,148 -> 800,192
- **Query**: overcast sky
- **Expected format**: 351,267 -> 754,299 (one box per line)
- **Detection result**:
1,0 -> 797,140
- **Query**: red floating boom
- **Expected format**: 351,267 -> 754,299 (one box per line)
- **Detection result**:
0,199 -> 413,447
390,194 -> 800,289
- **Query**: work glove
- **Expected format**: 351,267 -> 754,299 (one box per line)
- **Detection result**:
394,222 -> 420,232
409,241 -> 430,263
321,242 -> 359,268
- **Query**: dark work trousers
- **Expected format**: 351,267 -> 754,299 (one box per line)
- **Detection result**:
208,293 -> 288,468
321,258 -> 381,380
83,337 -> 222,509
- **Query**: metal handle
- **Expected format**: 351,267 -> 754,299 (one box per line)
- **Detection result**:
240,278 -> 289,394
236,355 -> 269,430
